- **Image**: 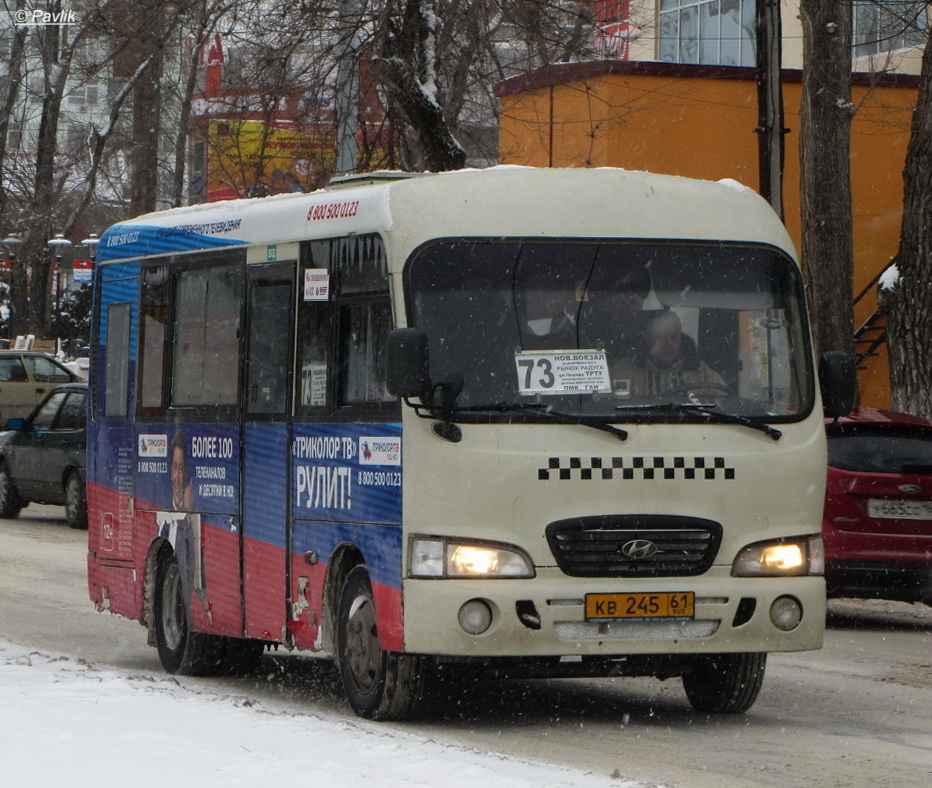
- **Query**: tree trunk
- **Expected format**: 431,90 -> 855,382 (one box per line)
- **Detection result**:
371,0 -> 466,172
0,0 -> 28,223
130,47 -> 164,215
23,17 -> 74,337
883,28 -> 932,419
798,0 -> 854,357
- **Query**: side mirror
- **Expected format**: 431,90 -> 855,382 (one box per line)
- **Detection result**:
5,418 -> 26,431
819,351 -> 857,418
386,328 -> 431,399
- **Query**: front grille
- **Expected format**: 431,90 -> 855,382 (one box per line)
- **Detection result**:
546,515 -> 723,577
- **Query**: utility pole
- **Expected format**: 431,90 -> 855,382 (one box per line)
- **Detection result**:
755,0 -> 786,220
335,0 -> 361,176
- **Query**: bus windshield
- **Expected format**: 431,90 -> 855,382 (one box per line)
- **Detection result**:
407,239 -> 813,421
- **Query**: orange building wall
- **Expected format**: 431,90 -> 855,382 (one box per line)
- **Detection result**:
497,64 -> 918,408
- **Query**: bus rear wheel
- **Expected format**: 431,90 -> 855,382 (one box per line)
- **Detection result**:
153,549 -> 225,676
682,652 -> 766,713
337,566 -> 422,720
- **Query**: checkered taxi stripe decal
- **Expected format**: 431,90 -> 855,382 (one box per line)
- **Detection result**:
538,456 -> 735,481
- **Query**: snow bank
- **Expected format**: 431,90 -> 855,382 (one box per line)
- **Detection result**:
0,642 -> 635,788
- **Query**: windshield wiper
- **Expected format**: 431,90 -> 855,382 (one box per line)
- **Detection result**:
454,402 -> 628,441
614,402 -> 782,441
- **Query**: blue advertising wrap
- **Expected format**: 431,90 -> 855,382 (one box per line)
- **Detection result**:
136,424 -> 240,515
291,423 -> 402,525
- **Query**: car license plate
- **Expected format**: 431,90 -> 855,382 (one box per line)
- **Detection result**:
585,591 -> 695,621
867,498 -> 932,520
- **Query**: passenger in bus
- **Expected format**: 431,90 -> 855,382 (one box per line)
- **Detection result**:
579,265 -> 651,357
611,309 -> 724,397
521,265 -> 651,353
521,283 -> 580,346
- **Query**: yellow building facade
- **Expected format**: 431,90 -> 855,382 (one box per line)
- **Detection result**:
496,61 -> 921,408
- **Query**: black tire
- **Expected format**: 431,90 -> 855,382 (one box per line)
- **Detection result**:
337,566 -> 422,720
64,472 -> 88,529
682,652 -> 766,713
0,461 -> 24,519
153,548 -> 226,676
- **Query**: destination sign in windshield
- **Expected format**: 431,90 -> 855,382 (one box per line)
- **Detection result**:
514,350 -> 611,395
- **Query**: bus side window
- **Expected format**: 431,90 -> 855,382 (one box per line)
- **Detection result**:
295,234 -> 396,419
297,241 -> 333,414
338,299 -> 394,404
335,235 -> 393,408
171,262 -> 242,408
138,264 -> 169,417
105,302 -> 132,418
246,276 -> 292,417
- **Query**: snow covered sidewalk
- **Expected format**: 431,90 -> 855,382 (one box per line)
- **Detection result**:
0,641 -> 633,787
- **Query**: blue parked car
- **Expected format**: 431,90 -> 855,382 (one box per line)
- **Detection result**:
0,383 -> 88,528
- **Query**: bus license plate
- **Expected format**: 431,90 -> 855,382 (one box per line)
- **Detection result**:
585,591 -> 695,621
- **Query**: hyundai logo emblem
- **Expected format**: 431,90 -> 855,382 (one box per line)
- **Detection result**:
898,484 -> 921,494
620,539 -> 658,560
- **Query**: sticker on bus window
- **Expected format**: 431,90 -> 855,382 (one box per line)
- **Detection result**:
514,350 -> 611,395
303,268 -> 330,301
301,364 -> 328,407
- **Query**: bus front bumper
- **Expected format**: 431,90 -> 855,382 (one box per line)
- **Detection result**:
401,568 -> 825,658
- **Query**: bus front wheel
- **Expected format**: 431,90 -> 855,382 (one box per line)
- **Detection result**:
337,566 -> 422,720
682,652 -> 766,713
153,549 -> 225,676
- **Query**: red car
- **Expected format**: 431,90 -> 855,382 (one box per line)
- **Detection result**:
823,409 -> 932,604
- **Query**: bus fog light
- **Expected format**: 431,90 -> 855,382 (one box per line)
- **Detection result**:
770,596 -> 802,631
458,599 -> 493,635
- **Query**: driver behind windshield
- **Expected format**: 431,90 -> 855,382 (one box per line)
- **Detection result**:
611,310 -> 724,397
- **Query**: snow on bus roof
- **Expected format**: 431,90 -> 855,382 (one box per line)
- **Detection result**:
97,168 -> 790,265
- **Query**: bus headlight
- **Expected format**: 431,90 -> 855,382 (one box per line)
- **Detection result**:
732,536 -> 824,577
409,537 -> 535,578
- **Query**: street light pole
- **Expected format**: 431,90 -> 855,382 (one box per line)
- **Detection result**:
47,233 -> 72,348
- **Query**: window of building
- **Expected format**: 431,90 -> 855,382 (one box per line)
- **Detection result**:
66,81 -> 99,106
658,0 -> 756,67
66,123 -> 88,149
28,77 -> 44,104
7,121 -> 22,151
853,1 -> 926,58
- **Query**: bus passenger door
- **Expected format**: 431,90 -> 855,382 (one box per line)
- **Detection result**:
242,263 -> 294,643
